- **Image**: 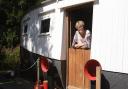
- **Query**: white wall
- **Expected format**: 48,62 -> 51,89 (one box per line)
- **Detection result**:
21,3 -> 66,60
91,0 -> 128,73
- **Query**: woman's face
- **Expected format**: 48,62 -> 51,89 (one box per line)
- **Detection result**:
77,25 -> 85,35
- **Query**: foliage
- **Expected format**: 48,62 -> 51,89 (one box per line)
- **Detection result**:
0,47 -> 20,70
2,29 -> 18,48
0,0 -> 45,49
0,0 -> 45,70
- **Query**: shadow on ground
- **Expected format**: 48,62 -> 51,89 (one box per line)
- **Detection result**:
0,77 -> 34,89
0,71 -> 34,89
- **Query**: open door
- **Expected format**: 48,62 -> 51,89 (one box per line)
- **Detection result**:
65,2 -> 93,89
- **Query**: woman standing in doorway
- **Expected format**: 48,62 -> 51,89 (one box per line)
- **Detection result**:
72,20 -> 91,49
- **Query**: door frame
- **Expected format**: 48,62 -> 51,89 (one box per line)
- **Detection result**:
64,2 -> 94,89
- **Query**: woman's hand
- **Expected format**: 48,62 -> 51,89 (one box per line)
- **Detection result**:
74,43 -> 84,48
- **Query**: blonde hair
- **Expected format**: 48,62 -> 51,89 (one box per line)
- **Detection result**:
75,20 -> 85,29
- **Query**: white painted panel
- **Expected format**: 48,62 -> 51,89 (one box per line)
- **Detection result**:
48,9 -> 65,60
122,14 -> 128,73
21,4 -> 66,60
57,0 -> 94,9
91,0 -> 128,73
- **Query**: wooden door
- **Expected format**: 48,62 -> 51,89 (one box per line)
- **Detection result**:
67,48 -> 90,89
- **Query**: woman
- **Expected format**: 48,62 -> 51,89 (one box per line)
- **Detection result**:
72,20 -> 91,49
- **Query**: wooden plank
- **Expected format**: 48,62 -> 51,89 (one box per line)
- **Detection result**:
81,49 -> 87,89
80,49 -> 86,89
68,48 -> 76,86
84,50 -> 90,89
68,48 -> 73,85
72,49 -> 76,86
96,66 -> 101,89
75,49 -> 83,88
68,85 -> 82,89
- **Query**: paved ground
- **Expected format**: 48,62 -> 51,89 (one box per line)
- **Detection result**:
0,77 -> 34,89
0,71 -> 34,89
0,69 -> 63,89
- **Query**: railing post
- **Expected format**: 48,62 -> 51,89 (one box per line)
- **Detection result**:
96,66 -> 101,89
37,58 -> 40,89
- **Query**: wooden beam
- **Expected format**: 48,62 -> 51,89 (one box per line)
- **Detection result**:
96,66 -> 101,89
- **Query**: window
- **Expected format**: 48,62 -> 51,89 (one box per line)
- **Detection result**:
24,24 -> 28,34
40,18 -> 50,33
22,17 -> 30,34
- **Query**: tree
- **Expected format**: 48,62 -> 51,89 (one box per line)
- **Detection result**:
0,0 -> 45,49
0,0 -> 45,70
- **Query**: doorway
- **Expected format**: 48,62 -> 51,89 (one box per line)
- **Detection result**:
65,2 -> 93,89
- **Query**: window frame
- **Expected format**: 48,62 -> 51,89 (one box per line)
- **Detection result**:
22,17 -> 30,36
38,10 -> 55,36
23,24 -> 28,34
40,18 -> 51,35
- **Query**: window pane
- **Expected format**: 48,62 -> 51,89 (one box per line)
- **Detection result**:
40,18 -> 50,33
24,24 -> 28,33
